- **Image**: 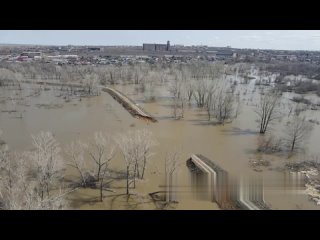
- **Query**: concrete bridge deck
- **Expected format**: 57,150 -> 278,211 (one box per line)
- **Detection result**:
102,87 -> 157,122
187,154 -> 270,210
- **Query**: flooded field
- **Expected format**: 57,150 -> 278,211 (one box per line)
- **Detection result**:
1,77 -> 320,209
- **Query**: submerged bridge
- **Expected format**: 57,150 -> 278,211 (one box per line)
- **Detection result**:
186,154 -> 270,210
102,87 -> 157,123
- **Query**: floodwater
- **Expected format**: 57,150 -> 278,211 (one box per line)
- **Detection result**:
0,79 -> 320,210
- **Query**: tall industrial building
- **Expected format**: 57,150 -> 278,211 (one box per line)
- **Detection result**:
143,41 -> 170,51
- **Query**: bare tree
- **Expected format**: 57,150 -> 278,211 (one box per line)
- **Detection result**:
65,140 -> 91,187
165,147 -> 182,203
87,132 -> 115,201
178,68 -> 194,103
106,66 -> 122,85
255,89 -> 281,134
117,129 -> 156,195
184,79 -> 195,103
205,73 -> 236,124
24,186 -> 68,210
0,68 -> 16,86
133,64 -> 149,85
29,131 -> 65,201
158,69 -> 168,85
117,135 -> 133,195
0,150 -> 67,210
136,129 -> 156,179
287,102 -> 295,118
83,73 -> 99,96
211,88 -> 235,124
0,151 -> 33,210
205,79 -> 222,121
193,77 -> 209,108
168,73 -> 186,119
284,116 -> 313,152
257,134 -> 283,153
234,94 -> 241,119
194,63 -> 224,110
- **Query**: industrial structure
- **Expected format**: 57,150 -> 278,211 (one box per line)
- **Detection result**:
143,41 -> 170,51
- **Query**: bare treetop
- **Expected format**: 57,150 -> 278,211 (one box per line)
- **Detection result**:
255,89 -> 282,134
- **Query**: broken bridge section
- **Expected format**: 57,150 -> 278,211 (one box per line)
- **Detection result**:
103,87 -> 157,123
187,154 -> 270,210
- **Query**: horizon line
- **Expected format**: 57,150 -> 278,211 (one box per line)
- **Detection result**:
0,42 -> 318,52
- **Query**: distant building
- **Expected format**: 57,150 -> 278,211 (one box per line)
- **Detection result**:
20,52 -> 42,58
60,55 -> 79,59
16,56 -> 29,61
215,51 -> 236,60
143,41 -> 170,51
87,47 -> 103,51
206,50 -> 217,54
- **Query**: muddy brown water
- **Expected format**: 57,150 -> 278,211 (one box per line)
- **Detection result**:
0,81 -> 319,209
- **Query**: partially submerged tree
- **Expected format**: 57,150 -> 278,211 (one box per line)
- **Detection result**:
168,72 -> 186,119
284,116 -> 313,152
116,133 -> 135,195
133,64 -> 149,85
30,131 -> 65,201
0,68 -> 17,87
0,151 -> 34,210
257,134 -> 283,153
87,132 -> 115,201
203,70 -> 237,124
0,146 -> 67,210
193,78 -> 210,108
65,140 -> 90,187
184,79 -> 195,103
207,86 -> 235,124
255,89 -> 281,134
215,89 -> 235,124
136,129 -> 156,179
165,147 -> 182,203
193,63 -> 224,108
83,73 -> 100,96
117,129 -> 156,195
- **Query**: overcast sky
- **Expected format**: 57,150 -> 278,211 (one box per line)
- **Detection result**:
0,30 -> 320,51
